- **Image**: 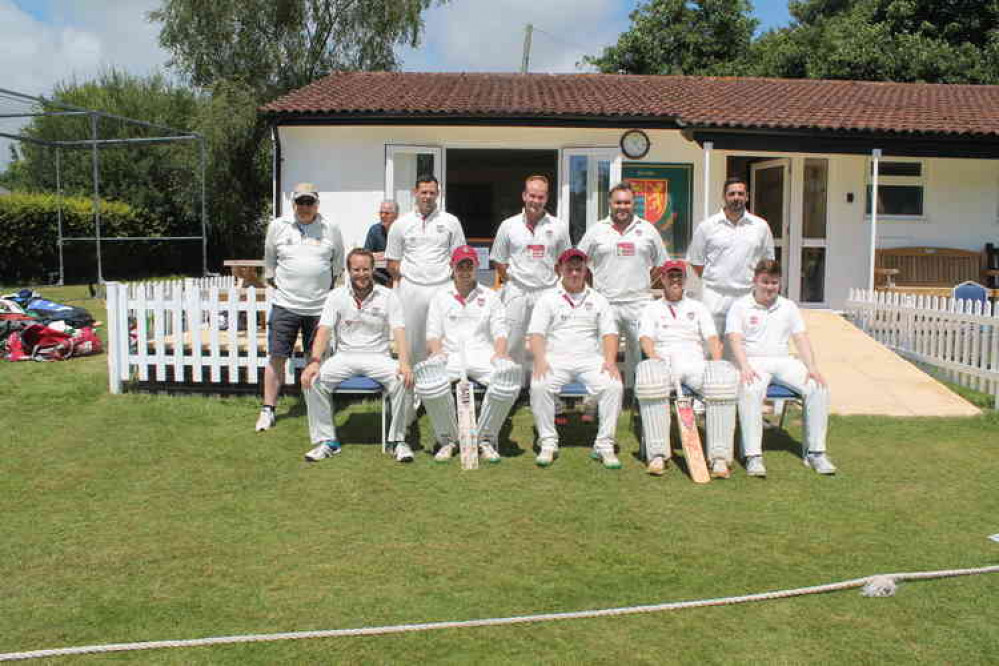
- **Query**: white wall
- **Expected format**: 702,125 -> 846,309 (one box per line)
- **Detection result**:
278,124 -> 705,251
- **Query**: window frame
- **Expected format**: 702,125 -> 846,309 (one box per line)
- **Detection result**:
865,158 -> 927,221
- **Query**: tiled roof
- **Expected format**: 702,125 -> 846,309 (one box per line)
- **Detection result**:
262,71 -> 999,138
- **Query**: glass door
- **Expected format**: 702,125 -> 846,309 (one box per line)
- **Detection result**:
384,145 -> 444,214
799,158 -> 829,304
750,158 -> 791,295
558,148 -> 622,244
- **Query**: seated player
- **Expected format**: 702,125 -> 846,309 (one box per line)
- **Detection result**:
634,260 -> 739,477
415,245 -> 521,463
300,248 -> 415,463
726,259 -> 837,476
527,248 -> 623,468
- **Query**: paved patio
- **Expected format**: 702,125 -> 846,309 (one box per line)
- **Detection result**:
802,310 -> 979,417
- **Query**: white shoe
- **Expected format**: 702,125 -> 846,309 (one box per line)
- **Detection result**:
304,441 -> 340,462
394,442 -> 415,463
709,458 -> 731,479
479,442 -> 501,463
591,447 -> 622,469
805,452 -> 837,475
255,409 -> 275,432
536,444 -> 558,467
745,455 -> 767,477
647,455 -> 668,476
434,443 -> 456,462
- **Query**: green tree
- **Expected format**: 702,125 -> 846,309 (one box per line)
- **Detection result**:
585,0 -> 758,75
148,0 -> 445,261
747,0 -> 999,83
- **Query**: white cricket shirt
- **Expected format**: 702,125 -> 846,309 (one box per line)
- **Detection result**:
384,208 -> 466,285
490,211 -> 571,291
638,297 -> 718,359
263,213 -> 344,316
528,285 -> 618,360
577,216 -> 669,303
687,210 -> 775,293
426,282 -> 507,357
318,283 -> 404,355
725,294 -> 805,357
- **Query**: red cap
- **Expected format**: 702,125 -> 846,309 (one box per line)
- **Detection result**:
450,245 -> 480,267
557,248 -> 588,264
660,259 -> 687,274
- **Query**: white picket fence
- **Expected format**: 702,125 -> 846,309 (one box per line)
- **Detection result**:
844,288 -> 999,408
105,277 -> 306,394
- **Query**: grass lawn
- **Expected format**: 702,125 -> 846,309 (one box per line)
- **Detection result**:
2,286 -> 997,664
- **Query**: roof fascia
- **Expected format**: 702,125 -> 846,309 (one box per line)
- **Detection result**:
264,112 -> 684,130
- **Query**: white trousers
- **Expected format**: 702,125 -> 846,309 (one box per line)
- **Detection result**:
305,352 -> 412,444
738,356 -> 829,457
530,354 -> 623,451
397,278 -> 447,366
700,284 -> 748,337
501,282 -> 551,384
611,300 -> 647,388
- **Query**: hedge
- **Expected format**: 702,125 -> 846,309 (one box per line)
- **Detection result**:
0,192 -> 193,283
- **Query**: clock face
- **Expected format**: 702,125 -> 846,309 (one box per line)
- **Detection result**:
621,130 -> 650,159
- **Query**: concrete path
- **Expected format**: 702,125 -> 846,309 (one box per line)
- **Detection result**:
801,310 -> 979,417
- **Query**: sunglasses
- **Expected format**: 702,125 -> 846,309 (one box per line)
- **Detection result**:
295,197 -> 317,206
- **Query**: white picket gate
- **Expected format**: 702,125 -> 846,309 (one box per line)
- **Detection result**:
105,278 -> 306,394
844,288 -> 999,409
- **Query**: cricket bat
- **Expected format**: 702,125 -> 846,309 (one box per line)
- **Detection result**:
674,378 -> 710,484
456,346 -> 479,470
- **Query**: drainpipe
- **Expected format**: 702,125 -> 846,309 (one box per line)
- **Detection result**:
868,148 -> 881,292
271,124 -> 282,219
702,141 -> 713,222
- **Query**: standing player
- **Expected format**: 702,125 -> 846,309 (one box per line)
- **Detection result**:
577,182 -> 669,387
528,249 -> 623,468
415,246 -> 522,463
385,175 -> 466,368
300,249 -> 415,463
726,259 -> 836,476
634,260 -> 739,478
490,175 -> 570,381
257,183 -> 344,432
687,176 -> 775,335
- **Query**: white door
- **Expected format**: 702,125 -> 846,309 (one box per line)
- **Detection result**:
750,158 -> 792,295
558,148 -> 622,244
385,145 -> 444,214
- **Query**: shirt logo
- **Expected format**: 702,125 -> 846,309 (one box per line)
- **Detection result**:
545,229 -> 554,237
635,229 -> 643,236
617,242 -> 635,257
585,302 -> 594,310
527,244 -> 545,259
749,315 -> 760,326
436,224 -> 445,233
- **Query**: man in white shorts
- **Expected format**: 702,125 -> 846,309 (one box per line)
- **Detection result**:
577,182 -> 668,388
726,259 -> 837,477
490,175 -> 570,383
634,260 -> 740,477
301,249 -> 416,463
416,245 -> 522,464
528,249 -> 623,469
687,176 -> 775,335
257,182 -> 344,432
385,175 -> 466,369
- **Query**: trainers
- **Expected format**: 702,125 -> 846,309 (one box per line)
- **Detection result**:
745,455 -> 767,477
254,408 -> 275,432
536,444 -> 558,467
393,442 -> 415,463
479,442 -> 501,463
709,458 -> 731,479
647,455 -> 668,476
434,443 -> 456,462
304,441 -> 340,462
591,448 -> 622,469
804,452 -> 837,475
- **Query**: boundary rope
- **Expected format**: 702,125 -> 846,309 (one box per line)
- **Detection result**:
2,564 -> 996,662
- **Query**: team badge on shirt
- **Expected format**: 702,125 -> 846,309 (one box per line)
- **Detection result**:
527,244 -> 545,259
616,242 -> 635,257
749,315 -> 761,327
585,302 -> 594,310
477,298 -> 485,306
545,229 -> 554,238
687,312 -> 695,320
436,224 -> 445,233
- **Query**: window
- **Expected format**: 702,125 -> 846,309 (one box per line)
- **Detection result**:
866,160 -> 925,217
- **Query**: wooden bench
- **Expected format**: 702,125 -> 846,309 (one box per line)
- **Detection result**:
874,247 -> 995,291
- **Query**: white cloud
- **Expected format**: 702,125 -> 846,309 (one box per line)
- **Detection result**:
400,0 -> 636,73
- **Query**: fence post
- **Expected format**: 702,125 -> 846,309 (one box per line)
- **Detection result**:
105,282 -> 122,394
